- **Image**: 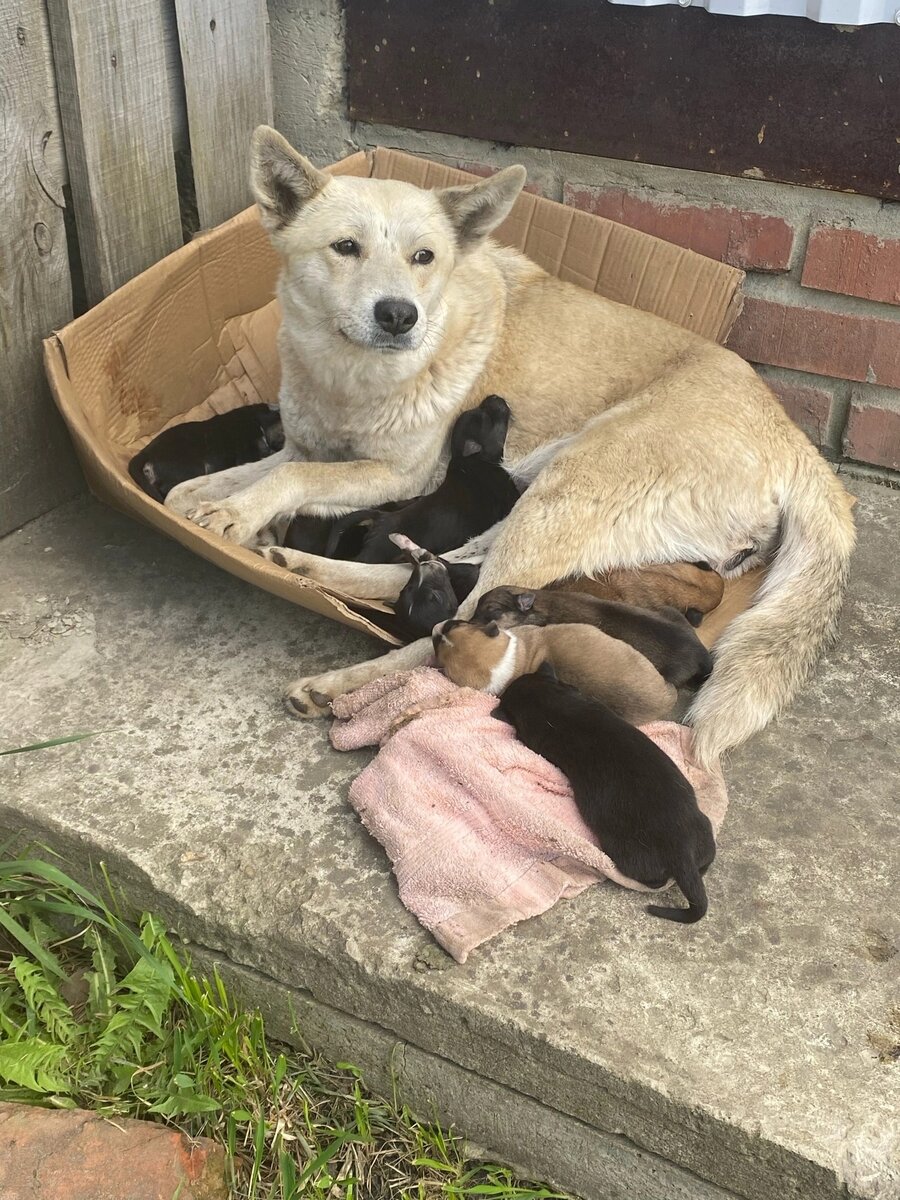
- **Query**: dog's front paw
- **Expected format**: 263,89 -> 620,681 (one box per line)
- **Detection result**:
283,678 -> 334,719
165,475 -> 210,515
185,500 -> 259,545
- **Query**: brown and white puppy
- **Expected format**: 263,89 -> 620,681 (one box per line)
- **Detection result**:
433,619 -> 676,726
548,561 -> 725,626
471,586 -> 712,690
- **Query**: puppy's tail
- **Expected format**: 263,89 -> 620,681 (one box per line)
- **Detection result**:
687,454 -> 855,768
646,861 -> 708,924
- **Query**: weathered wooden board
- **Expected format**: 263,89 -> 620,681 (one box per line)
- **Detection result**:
0,0 -> 81,535
45,0 -> 183,306
346,0 -> 900,202
174,0 -> 273,229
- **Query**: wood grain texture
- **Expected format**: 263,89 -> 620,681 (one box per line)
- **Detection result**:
0,0 -> 81,535
46,0 -> 183,306
175,0 -> 273,229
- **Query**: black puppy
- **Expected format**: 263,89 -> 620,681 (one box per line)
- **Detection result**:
128,404 -> 284,503
495,666 -> 715,923
472,586 -> 713,690
390,534 -> 480,640
324,395 -> 520,564
281,501 -> 411,559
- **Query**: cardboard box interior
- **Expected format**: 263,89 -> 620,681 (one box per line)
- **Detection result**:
44,148 -> 755,645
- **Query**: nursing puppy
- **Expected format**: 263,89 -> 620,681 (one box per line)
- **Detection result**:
391,535 -> 480,640
129,404 -> 283,503
281,500 -> 410,558
495,667 -> 716,923
433,619 -> 675,725
550,561 -> 725,627
472,586 -> 712,689
325,394 -> 520,564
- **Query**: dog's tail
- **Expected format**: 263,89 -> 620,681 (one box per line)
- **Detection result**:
646,860 -> 708,924
688,455 -> 855,768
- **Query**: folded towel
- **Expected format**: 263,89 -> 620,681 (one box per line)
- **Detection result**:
331,668 -> 728,963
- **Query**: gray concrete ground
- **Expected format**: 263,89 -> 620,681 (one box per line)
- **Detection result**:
1,481 -> 898,1200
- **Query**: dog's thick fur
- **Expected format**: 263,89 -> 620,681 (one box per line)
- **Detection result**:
165,126 -> 856,766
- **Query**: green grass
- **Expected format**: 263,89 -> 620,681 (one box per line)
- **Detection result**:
0,852 -> 567,1200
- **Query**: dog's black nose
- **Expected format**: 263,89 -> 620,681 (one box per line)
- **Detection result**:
374,299 -> 418,336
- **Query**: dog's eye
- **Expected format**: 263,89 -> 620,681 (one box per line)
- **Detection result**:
412,248 -> 434,266
331,239 -> 360,257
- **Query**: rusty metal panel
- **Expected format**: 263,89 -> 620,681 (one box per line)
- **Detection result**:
346,0 -> 900,201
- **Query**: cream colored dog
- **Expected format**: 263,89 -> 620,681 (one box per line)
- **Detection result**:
166,126 -> 855,767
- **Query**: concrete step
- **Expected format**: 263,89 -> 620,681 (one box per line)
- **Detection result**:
1,481 -> 897,1200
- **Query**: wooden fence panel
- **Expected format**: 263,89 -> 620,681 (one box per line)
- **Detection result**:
45,0 -> 183,306
0,0 -> 81,535
174,0 -> 273,229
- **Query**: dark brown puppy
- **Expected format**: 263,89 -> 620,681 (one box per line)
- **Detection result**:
495,666 -> 715,923
549,562 -> 724,627
472,586 -> 712,690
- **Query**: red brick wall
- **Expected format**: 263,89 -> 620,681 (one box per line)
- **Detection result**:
559,180 -> 900,475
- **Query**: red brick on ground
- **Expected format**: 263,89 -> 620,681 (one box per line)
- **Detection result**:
802,225 -> 900,307
844,390 -> 900,471
727,296 -> 900,390
563,183 -> 795,272
0,1102 -> 228,1200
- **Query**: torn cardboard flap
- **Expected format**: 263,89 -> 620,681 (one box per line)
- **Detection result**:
44,148 -> 746,644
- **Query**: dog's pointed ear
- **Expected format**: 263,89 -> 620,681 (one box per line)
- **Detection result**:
515,591 -> 536,613
437,166 -> 527,248
536,659 -> 557,681
251,125 -> 329,232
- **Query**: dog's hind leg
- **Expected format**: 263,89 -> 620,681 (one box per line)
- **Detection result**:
257,546 -> 412,601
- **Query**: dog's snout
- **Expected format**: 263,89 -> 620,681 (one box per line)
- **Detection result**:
374,298 -> 418,336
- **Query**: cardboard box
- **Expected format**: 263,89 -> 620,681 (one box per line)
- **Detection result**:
44,149 -> 746,645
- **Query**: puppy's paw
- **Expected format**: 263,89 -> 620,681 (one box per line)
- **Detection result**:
283,679 -> 333,719
186,500 -> 259,545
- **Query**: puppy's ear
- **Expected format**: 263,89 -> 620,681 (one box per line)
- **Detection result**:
251,125 -> 329,232
437,166 -> 527,248
515,591 -> 536,613
485,621 -> 501,638
461,438 -> 483,457
535,660 -> 557,681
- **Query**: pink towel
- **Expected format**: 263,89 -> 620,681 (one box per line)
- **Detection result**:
330,668 -> 728,963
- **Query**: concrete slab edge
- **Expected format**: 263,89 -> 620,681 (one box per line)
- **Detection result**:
189,946 -> 741,1200
0,814 -> 852,1200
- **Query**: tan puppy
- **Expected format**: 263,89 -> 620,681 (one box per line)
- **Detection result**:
433,620 -> 676,726
549,561 -> 725,624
